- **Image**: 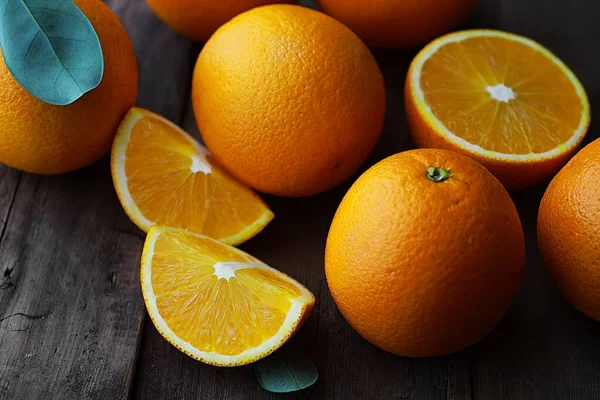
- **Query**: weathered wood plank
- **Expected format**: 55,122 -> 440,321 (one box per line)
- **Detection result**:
0,167 -> 21,293
133,0 -> 600,399
464,1 -> 600,399
0,0 -> 196,398
2,0 -> 597,398
134,36 -> 449,400
106,0 -> 198,121
0,167 -> 145,400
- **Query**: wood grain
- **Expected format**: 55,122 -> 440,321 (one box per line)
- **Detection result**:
1,0 -> 599,399
0,0 -> 197,398
0,167 -> 20,293
133,1 -> 600,400
0,166 -> 145,400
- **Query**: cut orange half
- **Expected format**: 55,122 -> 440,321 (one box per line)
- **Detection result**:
406,30 -> 590,190
111,107 -> 274,246
141,226 -> 315,366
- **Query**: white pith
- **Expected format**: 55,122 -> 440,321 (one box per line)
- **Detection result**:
487,83 -> 516,103
410,30 -> 590,162
213,261 -> 247,281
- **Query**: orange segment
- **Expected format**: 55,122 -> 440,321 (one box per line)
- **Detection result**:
141,226 -> 315,366
406,30 -> 590,190
420,35 -> 583,154
111,107 -> 274,245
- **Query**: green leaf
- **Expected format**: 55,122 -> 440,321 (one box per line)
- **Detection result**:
254,344 -> 318,393
0,0 -> 104,105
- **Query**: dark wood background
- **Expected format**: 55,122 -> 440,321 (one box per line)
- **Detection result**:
1,1 -> 599,399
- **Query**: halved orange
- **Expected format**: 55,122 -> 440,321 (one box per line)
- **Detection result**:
406,30 -> 590,190
141,226 -> 315,366
111,107 -> 274,245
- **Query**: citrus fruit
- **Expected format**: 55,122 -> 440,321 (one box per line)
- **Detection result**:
325,148 -> 525,357
192,4 -> 386,197
538,138 -> 600,321
111,107 -> 274,246
141,225 -> 315,366
318,0 -> 477,48
405,30 -> 590,191
144,0 -> 295,41
0,0 -> 138,175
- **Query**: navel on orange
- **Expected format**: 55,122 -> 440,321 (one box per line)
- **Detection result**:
141,226 -> 315,366
111,107 -> 273,246
406,30 -> 590,191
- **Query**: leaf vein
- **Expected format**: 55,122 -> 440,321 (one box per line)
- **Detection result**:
285,360 -> 302,389
28,6 -> 79,19
19,0 -> 83,92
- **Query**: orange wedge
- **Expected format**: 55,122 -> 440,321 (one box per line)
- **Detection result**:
141,226 -> 315,366
111,107 -> 274,246
406,30 -> 590,190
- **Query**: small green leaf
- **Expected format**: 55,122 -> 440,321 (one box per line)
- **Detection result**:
254,344 -> 318,393
0,0 -> 104,105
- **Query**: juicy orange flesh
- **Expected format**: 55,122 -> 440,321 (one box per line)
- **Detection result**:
420,36 -> 583,154
124,115 -> 267,238
150,231 -> 303,356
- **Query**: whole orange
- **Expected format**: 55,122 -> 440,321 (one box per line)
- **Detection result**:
192,5 -> 385,197
318,0 -> 478,48
325,149 -> 525,357
538,138 -> 600,321
145,0 -> 295,41
0,0 -> 138,175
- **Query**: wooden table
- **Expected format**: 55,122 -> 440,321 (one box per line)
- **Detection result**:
1,1 -> 599,399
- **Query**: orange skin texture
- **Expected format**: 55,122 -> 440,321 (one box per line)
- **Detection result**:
145,0 -> 295,41
404,64 -> 587,192
538,138 -> 600,321
318,0 -> 478,49
192,5 -> 386,197
0,0 -> 138,175
325,149 -> 525,357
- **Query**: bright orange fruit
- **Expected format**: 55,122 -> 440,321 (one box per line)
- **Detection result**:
406,30 -> 590,191
326,149 -> 525,357
318,0 -> 477,48
141,226 -> 315,366
538,138 -> 600,321
144,0 -> 294,41
0,0 -> 138,174
111,107 -> 273,246
192,4 -> 385,197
